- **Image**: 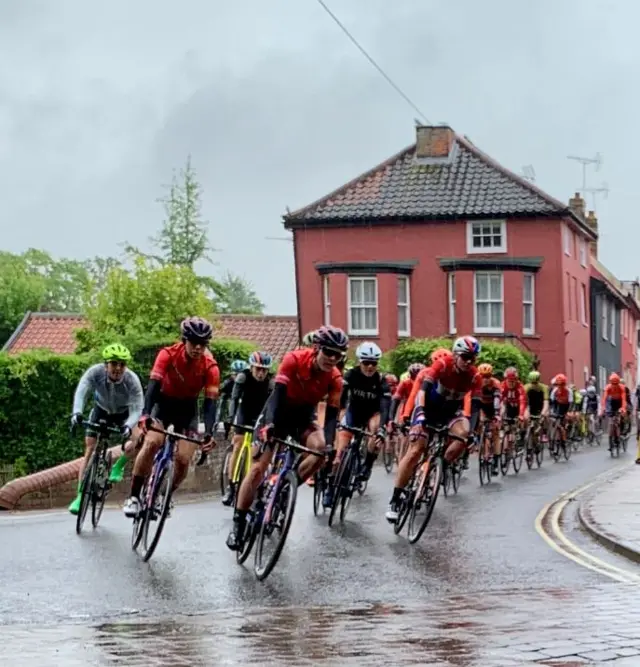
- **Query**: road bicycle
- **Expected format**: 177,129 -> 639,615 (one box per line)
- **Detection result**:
524,415 -> 545,470
477,418 -> 495,486
73,418 -> 122,535
548,415 -> 571,461
500,417 -> 524,475
131,425 -> 204,562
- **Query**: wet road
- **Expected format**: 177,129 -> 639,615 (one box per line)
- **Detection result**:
3,446 -> 640,665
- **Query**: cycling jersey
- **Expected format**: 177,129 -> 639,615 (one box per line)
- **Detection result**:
464,377 -> 500,432
402,368 -> 429,421
602,383 -> 627,411
524,382 -> 548,415
340,366 -> 391,424
220,375 -> 235,400
550,386 -> 571,405
274,348 -> 342,408
150,342 -> 220,399
389,376 -> 414,422
230,369 -> 274,426
583,394 -> 599,414
470,377 -> 501,405
72,363 -> 144,430
501,380 -> 526,417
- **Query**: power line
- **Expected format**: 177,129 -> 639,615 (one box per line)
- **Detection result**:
314,0 -> 431,124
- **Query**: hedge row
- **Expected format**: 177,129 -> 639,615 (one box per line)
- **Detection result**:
0,336 -> 255,473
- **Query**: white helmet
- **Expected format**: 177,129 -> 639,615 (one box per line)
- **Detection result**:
356,341 -> 382,361
587,385 -> 596,395
452,336 -> 480,356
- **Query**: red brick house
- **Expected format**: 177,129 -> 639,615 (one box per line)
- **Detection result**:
283,124 -> 597,381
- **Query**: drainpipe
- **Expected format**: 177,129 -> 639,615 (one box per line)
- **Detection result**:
292,229 -> 303,342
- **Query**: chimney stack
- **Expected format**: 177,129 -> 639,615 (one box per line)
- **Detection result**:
415,125 -> 454,160
585,210 -> 598,258
569,192 -> 586,219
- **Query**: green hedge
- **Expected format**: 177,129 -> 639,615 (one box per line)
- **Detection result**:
386,338 -> 533,380
0,336 -> 256,473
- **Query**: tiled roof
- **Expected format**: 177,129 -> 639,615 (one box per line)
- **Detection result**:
2,312 -> 299,360
284,127 -> 593,234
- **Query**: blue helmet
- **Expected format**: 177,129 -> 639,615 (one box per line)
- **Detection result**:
230,359 -> 248,373
249,351 -> 272,368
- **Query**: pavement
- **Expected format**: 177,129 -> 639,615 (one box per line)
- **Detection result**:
3,443 -> 640,665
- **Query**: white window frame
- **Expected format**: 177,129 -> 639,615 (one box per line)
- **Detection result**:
397,276 -> 411,337
466,220 -> 507,254
599,365 -> 607,391
448,273 -> 457,334
323,275 -> 331,325
610,302 -> 616,344
579,237 -> 587,267
523,273 -> 535,335
580,283 -> 587,325
474,271 -> 504,334
563,224 -> 571,256
347,276 -> 378,336
602,296 -> 608,340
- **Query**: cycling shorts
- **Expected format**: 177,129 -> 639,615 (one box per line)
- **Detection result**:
151,395 -> 199,437
86,405 -> 129,438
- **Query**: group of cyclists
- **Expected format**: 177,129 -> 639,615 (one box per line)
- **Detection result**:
68,316 -> 640,552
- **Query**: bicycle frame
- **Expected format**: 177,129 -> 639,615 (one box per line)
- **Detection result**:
232,431 -> 253,482
145,437 -> 176,507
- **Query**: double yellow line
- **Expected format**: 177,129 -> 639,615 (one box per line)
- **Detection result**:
535,462 -> 640,584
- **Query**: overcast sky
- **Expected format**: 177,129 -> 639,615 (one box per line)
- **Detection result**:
1,0 -> 636,314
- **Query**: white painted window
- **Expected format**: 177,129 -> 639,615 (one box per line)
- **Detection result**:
474,272 -> 504,333
602,296 -> 608,340
563,224 -> 571,256
466,220 -> 507,254
348,276 -> 378,336
397,276 -> 410,337
610,302 -> 616,344
448,273 -> 457,334
323,275 -> 331,325
580,283 -> 587,325
579,238 -> 587,267
523,273 -> 535,335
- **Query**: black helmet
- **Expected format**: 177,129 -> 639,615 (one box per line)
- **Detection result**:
180,316 -> 213,343
313,325 -> 349,352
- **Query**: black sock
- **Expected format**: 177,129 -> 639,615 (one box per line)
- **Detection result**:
131,475 -> 144,499
392,487 -> 402,502
365,451 -> 376,469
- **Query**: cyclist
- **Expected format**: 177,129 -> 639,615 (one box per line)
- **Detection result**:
621,379 -> 632,436
582,384 -> 600,435
402,348 -> 452,424
466,363 -> 501,475
389,363 -> 424,428
501,366 -> 526,421
123,317 -> 220,518
323,342 -> 391,507
226,325 -> 348,551
549,374 -> 572,446
68,343 -> 143,515
221,351 -> 274,507
218,360 -> 248,439
523,370 -> 549,425
386,336 -> 482,523
384,373 -> 399,397
601,373 -> 627,451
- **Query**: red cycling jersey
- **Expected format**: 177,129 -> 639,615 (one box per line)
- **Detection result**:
402,368 -> 429,420
422,355 -> 482,400
393,378 -> 413,402
150,342 -> 220,400
472,377 -> 502,404
551,386 -> 571,405
602,383 -> 627,410
501,380 -> 526,416
275,348 -> 343,408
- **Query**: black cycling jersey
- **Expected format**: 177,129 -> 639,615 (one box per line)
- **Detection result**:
340,366 -> 391,424
230,369 -> 274,426
220,376 -> 235,399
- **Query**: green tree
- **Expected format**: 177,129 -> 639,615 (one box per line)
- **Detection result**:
76,257 -> 212,351
215,271 -> 265,314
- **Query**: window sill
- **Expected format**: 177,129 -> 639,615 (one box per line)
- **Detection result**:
349,332 -> 380,339
398,331 -> 411,338
466,247 -> 507,255
474,329 -> 505,335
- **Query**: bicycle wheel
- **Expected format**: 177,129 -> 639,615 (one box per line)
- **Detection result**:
512,437 -> 524,474
499,434 -> 511,476
254,470 -> 298,581
563,437 -> 572,461
383,442 -> 394,473
141,461 -> 175,562
76,451 -> 98,535
220,445 -> 232,495
91,448 -> 112,528
312,468 -> 325,516
407,456 -> 443,544
535,436 -> 544,468
442,463 -> 451,497
237,503 -> 261,564
329,449 -> 353,527
451,462 -> 461,494
525,432 -> 534,470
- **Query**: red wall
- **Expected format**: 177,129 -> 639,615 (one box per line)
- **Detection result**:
293,217 -> 586,380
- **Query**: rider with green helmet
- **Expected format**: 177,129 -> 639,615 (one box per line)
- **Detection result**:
523,369 -> 549,425
68,343 -> 144,515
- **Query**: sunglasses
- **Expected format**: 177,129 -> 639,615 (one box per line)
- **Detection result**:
320,346 -> 345,360
361,360 -> 378,367
459,354 -> 476,362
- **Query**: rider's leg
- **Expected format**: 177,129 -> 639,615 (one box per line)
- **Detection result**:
445,417 -> 470,464
68,429 -> 97,514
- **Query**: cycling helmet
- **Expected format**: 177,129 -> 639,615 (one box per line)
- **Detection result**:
301,330 -> 316,347
180,316 -> 213,343
587,385 -> 596,395
452,336 -> 480,356
528,370 -> 540,382
356,341 -> 382,361
385,373 -> 399,390
609,373 -> 620,384
313,325 -> 349,352
230,359 -> 248,373
504,367 -> 518,380
478,363 -> 493,377
579,388 -> 587,396
102,343 -> 132,363
431,348 -> 452,364
249,351 -> 272,368
408,362 -> 425,379
555,373 -> 567,385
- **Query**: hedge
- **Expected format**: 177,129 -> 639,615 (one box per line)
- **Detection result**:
385,337 -> 533,380
0,336 -> 256,473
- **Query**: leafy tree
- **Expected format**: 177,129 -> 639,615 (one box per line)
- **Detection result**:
76,257 -> 211,352
85,256 -> 123,295
215,271 -> 264,314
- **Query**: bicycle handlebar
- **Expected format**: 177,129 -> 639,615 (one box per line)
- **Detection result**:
338,424 -> 376,438
148,425 -> 204,446
77,419 -> 123,435
223,422 -> 254,434
270,436 -> 327,458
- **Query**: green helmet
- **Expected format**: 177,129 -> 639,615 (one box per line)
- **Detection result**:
528,370 -> 540,382
301,330 -> 316,347
102,343 -> 132,363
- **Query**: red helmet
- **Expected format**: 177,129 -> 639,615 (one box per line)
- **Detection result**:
609,373 -> 620,384
430,348 -> 452,365
555,373 -> 567,385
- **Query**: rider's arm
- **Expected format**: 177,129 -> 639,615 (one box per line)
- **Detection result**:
228,372 -> 246,422
323,374 -> 343,447
143,348 -> 171,415
339,369 -> 352,411
518,383 -> 526,418
378,378 -> 392,425
202,363 -> 221,435
601,385 -> 609,411
542,384 -> 549,414
621,388 -> 628,412
71,364 -> 100,415
125,371 -> 144,429
492,381 -> 501,411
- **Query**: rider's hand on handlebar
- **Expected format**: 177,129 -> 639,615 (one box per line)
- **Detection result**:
258,423 -> 275,443
137,415 -> 153,434
120,425 -> 132,441
375,427 -> 386,443
201,432 -> 216,452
